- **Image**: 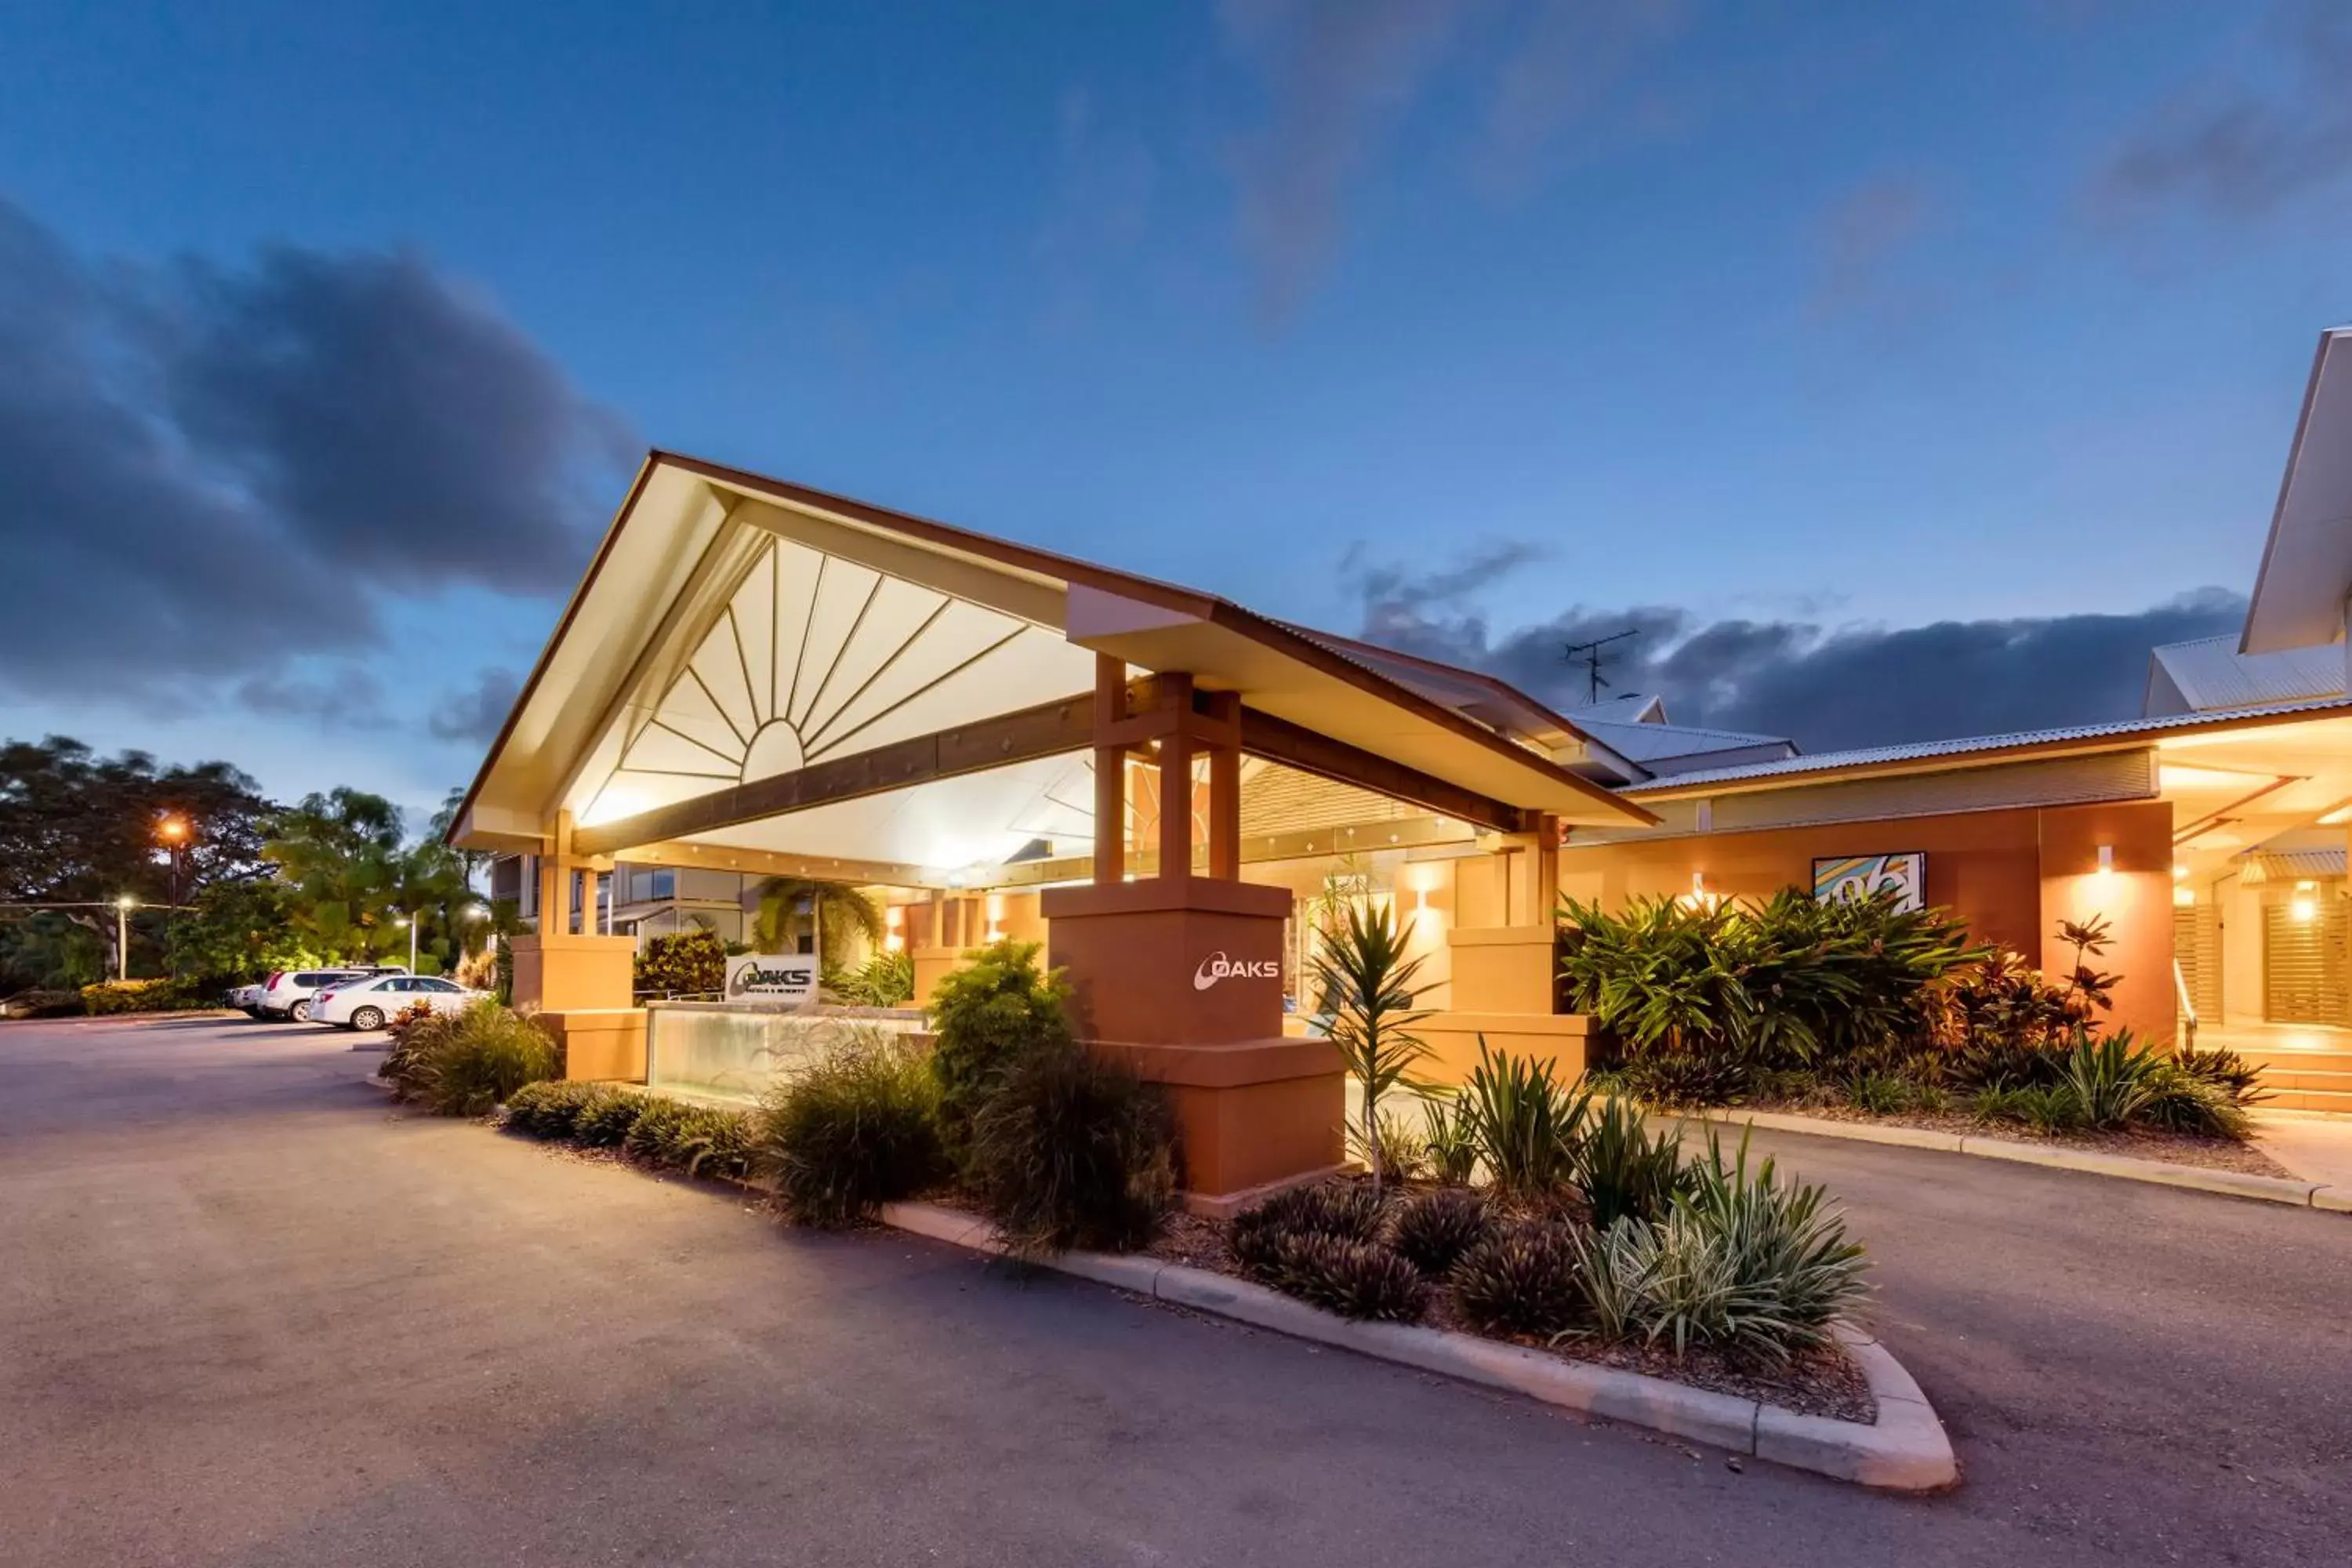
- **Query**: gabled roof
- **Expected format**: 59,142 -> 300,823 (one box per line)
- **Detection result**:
1573,717 -> 1798,773
2144,634 -> 2343,716
1566,693 -> 1666,725
2241,327 -> 2352,654
452,453 -> 1654,860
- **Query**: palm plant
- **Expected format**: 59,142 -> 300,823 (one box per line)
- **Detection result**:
1311,899 -> 1432,1200
752,877 -> 886,968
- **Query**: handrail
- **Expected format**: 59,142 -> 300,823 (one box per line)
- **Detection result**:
2172,956 -> 2198,1046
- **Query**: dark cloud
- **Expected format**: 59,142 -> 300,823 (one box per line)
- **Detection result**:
0,194 -> 631,708
426,666 -> 522,744
2088,0 -> 2352,221
232,667 -> 388,727
1348,550 -> 2249,750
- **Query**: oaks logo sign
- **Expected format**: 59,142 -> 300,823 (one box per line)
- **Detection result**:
1192,951 -> 1280,991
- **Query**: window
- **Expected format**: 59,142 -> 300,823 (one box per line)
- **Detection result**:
295,972 -> 332,987
418,978 -> 463,993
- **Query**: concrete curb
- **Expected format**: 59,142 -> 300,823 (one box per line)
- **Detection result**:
876,1200 -> 1958,1493
1675,1105 -> 2345,1214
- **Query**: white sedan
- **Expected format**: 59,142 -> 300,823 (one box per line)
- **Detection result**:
311,974 -> 482,1031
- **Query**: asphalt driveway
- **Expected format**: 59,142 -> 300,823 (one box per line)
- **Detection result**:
3,1018 -> 2348,1566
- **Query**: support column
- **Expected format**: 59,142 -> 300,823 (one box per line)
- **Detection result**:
1093,654 -> 1126,885
1046,666 -> 1342,1214
510,808 -> 642,1078
1207,691 -> 1241,880
1157,672 -> 1195,882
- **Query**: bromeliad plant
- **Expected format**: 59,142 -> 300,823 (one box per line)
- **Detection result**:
1312,900 -> 1433,1200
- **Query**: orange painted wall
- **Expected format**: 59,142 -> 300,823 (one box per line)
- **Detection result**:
1559,798 -> 2176,1043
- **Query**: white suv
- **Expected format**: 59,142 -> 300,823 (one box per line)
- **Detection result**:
256,966 -> 406,1023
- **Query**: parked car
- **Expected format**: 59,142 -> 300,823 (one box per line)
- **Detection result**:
224,982 -> 265,1017
310,974 -> 482,1032
256,966 -> 406,1023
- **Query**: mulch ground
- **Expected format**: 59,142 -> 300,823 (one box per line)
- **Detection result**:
1736,1098 -> 2293,1178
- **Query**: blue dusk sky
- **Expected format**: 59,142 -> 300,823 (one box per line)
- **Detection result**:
2,1 -> 2348,827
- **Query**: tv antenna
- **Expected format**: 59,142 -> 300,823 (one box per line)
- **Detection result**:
1563,629 -> 1637,706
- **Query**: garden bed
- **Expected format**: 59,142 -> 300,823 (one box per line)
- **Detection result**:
1719,1098 -> 2293,1179
1142,1200 -> 1874,1424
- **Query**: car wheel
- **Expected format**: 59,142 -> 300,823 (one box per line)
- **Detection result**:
350,1006 -> 385,1032
290,1000 -> 311,1023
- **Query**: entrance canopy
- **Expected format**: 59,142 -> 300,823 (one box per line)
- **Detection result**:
451,455 -> 1653,883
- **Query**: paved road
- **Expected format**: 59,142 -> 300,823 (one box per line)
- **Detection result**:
2,1019 -> 2347,1566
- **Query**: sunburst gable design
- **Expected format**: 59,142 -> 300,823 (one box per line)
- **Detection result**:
581,532 -> 1096,833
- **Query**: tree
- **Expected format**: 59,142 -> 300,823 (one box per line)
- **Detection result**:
752,877 -> 884,967
171,878 -> 314,982
0,736 -> 276,985
263,788 -> 406,963
1311,901 -> 1433,1200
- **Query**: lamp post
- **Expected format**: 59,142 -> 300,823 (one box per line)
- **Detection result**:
394,914 -> 417,975
115,895 -> 134,982
157,816 -> 188,977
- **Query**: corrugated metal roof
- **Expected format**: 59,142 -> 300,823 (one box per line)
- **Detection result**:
2239,848 -> 2347,883
2147,635 -> 2342,714
1574,717 -> 1795,764
1566,694 -> 1664,724
1619,694 -> 2352,793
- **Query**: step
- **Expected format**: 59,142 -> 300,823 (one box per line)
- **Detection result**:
2222,1047 -> 2352,1075
2253,1067 -> 2352,1094
2259,1087 -> 2352,1114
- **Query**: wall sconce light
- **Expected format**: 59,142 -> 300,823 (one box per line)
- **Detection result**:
2095,844 -> 2114,877
2172,886 -> 2195,908
2292,895 -> 2318,924
2171,863 -> 2187,880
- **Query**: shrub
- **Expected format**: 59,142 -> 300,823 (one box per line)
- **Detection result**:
1615,1050 -> 1755,1109
1844,1072 -> 1911,1116
1229,1181 -> 1386,1279
1345,1107 -> 1429,1185
622,1097 -> 753,1178
633,929 -> 726,996
573,1087 -> 652,1148
754,1028 -> 949,1226
1559,889 -> 1981,1082
966,1037 -> 1174,1256
1421,1092 -> 1479,1185
1570,1097 -> 1685,1229
2060,1029 -> 2161,1130
1264,1233 -> 1429,1322
400,1002 -> 558,1116
80,977 -> 209,1015
2175,1043 -> 2263,1100
2137,1062 -> 2254,1141
927,940 -> 1073,1161
1459,1040 -> 1586,1199
1387,1188 -> 1494,1276
1660,1136 -> 1871,1363
830,949 -> 916,1007
1570,1221 -> 1649,1341
1450,1222 -> 1586,1339
504,1079 -> 601,1139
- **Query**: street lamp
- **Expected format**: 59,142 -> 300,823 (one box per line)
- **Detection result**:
115,894 -> 135,982
394,914 -> 417,975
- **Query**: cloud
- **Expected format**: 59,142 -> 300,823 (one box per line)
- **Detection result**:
1216,0 -> 1686,323
1347,548 -> 2249,750
2087,0 -> 2352,221
426,666 -> 522,744
0,194 -> 631,707
232,667 -> 389,727
1810,174 -> 1941,318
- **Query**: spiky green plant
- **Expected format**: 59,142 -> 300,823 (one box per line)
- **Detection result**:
1458,1040 -> 1588,1200
2060,1029 -> 2161,1130
1312,899 -> 1432,1200
1421,1091 -> 1480,1185
1229,1181 -> 1385,1279
966,1036 -> 1174,1257
1570,1096 -> 1685,1228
